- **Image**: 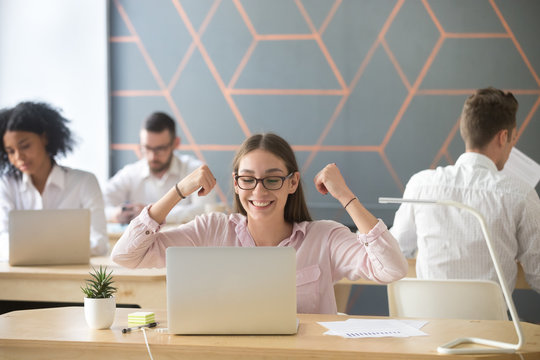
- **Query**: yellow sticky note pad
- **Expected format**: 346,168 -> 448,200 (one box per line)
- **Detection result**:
128,311 -> 155,325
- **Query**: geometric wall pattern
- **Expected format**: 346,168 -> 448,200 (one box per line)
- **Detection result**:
110,0 -> 540,225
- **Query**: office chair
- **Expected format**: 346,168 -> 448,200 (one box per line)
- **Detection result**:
388,278 -> 508,320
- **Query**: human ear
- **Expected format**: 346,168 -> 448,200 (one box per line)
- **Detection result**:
288,172 -> 300,194
497,129 -> 508,147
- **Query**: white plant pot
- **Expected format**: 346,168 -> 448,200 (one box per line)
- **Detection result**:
84,296 -> 116,329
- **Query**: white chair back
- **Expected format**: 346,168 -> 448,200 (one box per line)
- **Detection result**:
388,278 -> 508,320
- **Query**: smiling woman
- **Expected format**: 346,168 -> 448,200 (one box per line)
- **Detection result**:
111,132 -> 408,314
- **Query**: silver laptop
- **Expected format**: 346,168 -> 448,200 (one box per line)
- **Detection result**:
166,247 -> 297,334
9,209 -> 91,266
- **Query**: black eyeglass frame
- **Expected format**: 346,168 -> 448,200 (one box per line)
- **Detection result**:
234,172 -> 294,191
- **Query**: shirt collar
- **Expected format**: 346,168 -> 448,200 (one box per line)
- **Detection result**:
45,164 -> 66,190
21,164 -> 65,192
455,152 -> 498,172
230,213 -> 308,247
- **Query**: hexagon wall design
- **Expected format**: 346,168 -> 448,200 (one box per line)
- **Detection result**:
110,0 -> 540,224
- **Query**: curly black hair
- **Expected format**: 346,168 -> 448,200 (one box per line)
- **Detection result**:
0,101 -> 76,177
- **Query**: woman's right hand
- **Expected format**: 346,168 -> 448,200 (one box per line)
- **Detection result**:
148,164 -> 216,224
176,165 -> 216,198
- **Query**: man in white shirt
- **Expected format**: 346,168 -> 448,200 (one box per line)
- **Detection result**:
390,87 -> 540,294
104,112 -> 217,224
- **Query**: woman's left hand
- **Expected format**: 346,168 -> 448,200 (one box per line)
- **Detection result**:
313,163 -> 354,205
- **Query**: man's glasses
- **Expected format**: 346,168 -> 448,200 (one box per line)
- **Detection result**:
235,173 -> 293,190
140,143 -> 173,155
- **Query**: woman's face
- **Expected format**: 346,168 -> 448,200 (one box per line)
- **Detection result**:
234,149 -> 299,223
3,130 -> 50,176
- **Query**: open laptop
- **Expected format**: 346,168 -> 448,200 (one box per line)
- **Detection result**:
9,209 -> 91,266
166,247 -> 297,335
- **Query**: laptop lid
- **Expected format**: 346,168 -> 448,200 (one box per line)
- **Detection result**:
166,247 -> 297,335
8,209 -> 91,266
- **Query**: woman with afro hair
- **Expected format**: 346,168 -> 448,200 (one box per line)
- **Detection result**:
0,101 -> 108,261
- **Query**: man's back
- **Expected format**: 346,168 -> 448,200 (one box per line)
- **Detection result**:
391,152 -> 540,293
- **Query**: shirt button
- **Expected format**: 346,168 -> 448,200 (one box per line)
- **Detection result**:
364,242 -> 369,247
145,230 -> 150,235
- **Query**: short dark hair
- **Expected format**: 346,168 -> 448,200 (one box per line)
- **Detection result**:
460,87 -> 518,149
0,101 -> 75,176
232,133 -> 312,223
143,112 -> 176,141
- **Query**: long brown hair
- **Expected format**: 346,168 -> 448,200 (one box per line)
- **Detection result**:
232,133 -> 312,222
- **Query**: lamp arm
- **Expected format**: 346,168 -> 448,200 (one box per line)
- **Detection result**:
379,197 -> 525,354
437,200 -> 524,349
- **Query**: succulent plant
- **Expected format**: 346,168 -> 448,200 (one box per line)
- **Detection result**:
81,265 -> 117,299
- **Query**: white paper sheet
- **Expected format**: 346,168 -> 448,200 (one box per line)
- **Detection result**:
502,148 -> 540,187
318,319 -> 428,339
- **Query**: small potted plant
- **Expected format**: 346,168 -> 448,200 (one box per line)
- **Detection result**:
81,265 -> 117,329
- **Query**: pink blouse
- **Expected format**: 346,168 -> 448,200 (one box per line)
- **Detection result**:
111,207 -> 408,314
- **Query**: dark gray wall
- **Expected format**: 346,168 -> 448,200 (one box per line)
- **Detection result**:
110,0 -> 540,225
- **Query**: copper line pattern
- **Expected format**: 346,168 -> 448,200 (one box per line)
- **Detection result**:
114,0 -> 229,204
226,1 -> 258,89
445,152 -> 455,164
295,0 -> 347,90
445,32 -> 510,39
380,38 -> 412,91
422,0 -> 445,35
318,0 -> 341,35
110,36 -> 137,42
302,0 -> 405,175
167,0 -> 220,93
430,117 -> 461,169
229,89 -> 346,95
113,0 -> 203,161
228,39 -> 257,89
517,95 -> 540,141
380,35 -> 445,150
110,0 -> 540,206
256,34 -> 314,40
490,0 -> 540,86
113,0 -> 167,90
233,0 -> 257,38
379,149 -> 404,192
111,143 -> 142,158
167,41 -> 197,93
172,0 -> 251,138
111,90 -> 165,97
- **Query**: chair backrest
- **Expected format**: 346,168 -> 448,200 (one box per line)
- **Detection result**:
387,278 -> 508,320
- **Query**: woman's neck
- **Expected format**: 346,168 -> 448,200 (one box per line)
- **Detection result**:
247,216 -> 293,247
31,159 -> 53,194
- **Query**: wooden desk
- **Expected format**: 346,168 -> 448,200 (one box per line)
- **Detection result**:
1,307 -> 539,360
0,257 -> 166,308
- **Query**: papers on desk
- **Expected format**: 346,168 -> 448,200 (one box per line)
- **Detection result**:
318,319 -> 428,339
502,147 -> 540,187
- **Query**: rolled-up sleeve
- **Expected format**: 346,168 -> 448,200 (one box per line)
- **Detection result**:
329,219 -> 408,283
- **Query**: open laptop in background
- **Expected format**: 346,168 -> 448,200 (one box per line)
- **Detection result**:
9,209 -> 91,266
166,247 -> 297,335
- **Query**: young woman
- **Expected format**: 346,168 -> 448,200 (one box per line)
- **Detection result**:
111,133 -> 407,314
0,101 -> 108,261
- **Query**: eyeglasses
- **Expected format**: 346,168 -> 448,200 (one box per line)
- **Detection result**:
140,143 -> 173,155
235,173 -> 293,190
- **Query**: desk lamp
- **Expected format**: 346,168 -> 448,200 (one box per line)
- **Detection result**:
379,197 -> 524,355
